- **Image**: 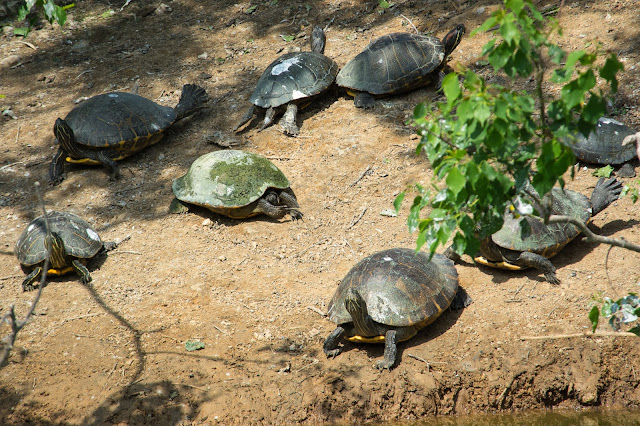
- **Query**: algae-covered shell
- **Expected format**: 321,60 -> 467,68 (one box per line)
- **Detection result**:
172,150 -> 291,209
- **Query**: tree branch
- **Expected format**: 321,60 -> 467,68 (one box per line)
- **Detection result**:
1,182 -> 49,367
547,215 -> 640,253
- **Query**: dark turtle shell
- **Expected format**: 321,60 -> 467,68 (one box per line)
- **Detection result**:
490,188 -> 592,257
63,92 -> 176,160
571,117 -> 636,165
250,51 -> 338,109
336,33 -> 445,95
15,211 -> 104,266
327,248 -> 459,328
172,150 -> 291,210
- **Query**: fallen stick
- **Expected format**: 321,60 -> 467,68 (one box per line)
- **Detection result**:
520,331 -> 638,340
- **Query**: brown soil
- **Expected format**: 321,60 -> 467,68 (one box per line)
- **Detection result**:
2,0 -> 640,423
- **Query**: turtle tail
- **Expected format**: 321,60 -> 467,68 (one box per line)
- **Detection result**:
174,84 -> 208,120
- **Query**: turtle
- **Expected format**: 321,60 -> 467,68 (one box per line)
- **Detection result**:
49,83 -> 208,184
233,26 -> 339,136
170,149 -> 303,220
323,248 -> 471,369
15,211 -> 115,291
469,178 -> 623,284
336,24 -> 466,108
568,117 -> 638,178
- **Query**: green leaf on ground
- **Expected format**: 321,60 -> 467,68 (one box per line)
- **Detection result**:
185,340 -> 205,351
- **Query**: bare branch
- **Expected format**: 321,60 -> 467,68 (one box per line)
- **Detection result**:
547,215 -> 640,253
1,182 -> 50,367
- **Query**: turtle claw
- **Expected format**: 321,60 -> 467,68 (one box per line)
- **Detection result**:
279,103 -> 300,136
280,123 -> 300,137
545,273 -> 561,285
354,92 -> 375,109
375,359 -> 394,370
324,348 -> 342,359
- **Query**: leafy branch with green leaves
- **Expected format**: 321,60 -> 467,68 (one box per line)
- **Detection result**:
396,0 -> 626,257
589,293 -> 640,336
14,0 -> 71,37
395,0 -> 640,337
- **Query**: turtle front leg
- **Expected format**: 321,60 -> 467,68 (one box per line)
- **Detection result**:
353,92 -> 375,109
376,329 -> 398,370
443,244 -> 462,262
256,196 -> 287,219
259,107 -> 276,131
435,69 -> 447,91
257,190 -> 302,220
94,150 -> 120,181
22,267 -> 43,291
323,326 -> 345,358
49,146 -> 67,185
279,188 -> 303,221
233,105 -> 256,132
516,251 -> 559,284
71,259 -> 92,284
279,103 -> 300,136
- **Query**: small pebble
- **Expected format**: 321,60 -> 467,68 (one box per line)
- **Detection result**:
155,3 -> 172,15
202,218 -> 212,226
0,55 -> 20,69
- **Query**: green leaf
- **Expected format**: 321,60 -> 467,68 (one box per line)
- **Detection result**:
473,101 -> 491,124
13,27 -> 30,37
629,325 -> 640,337
442,73 -> 461,103
393,192 -> 405,213
592,165 -> 614,178
245,4 -> 258,14
280,34 -> 295,42
588,306 -> 600,333
446,167 -> 466,196
413,102 -> 427,120
500,15 -> 519,45
548,44 -> 565,64
378,0 -> 393,9
18,4 -> 29,21
185,340 -> 206,351
473,16 -> 498,36
599,54 -> 624,93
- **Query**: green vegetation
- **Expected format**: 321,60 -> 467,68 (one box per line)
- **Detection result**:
14,0 -> 70,37
185,340 -> 206,351
397,0 -> 623,257
590,293 -> 640,335
592,165 -> 614,178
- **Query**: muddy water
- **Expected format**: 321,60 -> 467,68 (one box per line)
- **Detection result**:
395,409 -> 640,425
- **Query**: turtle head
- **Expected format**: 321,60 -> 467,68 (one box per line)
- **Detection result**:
344,288 -> 378,336
442,24 -> 466,57
53,118 -> 75,153
311,26 -> 326,54
44,232 -> 67,269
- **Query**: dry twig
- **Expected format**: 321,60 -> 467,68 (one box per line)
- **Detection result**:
346,206 -> 367,230
306,306 -> 326,317
350,165 -> 371,187
1,182 -> 50,367
548,215 -> 640,253
520,331 -> 638,340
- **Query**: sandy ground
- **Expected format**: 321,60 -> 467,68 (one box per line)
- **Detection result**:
1,0 -> 640,423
